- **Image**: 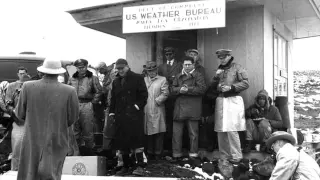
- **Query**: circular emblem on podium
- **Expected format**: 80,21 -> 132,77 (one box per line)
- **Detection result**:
72,162 -> 87,175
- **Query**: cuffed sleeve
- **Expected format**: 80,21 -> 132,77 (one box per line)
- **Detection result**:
269,106 -> 283,129
92,76 -> 103,104
14,83 -> 27,121
186,72 -> 207,95
155,79 -> 169,105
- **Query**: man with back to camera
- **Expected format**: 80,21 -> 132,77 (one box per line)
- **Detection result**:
109,58 -> 148,175
14,58 -> 79,180
68,59 -> 103,155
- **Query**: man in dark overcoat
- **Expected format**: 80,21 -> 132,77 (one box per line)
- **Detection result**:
109,59 -> 148,175
158,47 -> 183,150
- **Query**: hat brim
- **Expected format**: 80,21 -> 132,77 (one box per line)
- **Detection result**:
266,134 -> 296,149
37,66 -> 66,75
188,49 -> 199,54
115,64 -> 127,69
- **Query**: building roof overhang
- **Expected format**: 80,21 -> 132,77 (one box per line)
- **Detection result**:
68,0 -> 320,39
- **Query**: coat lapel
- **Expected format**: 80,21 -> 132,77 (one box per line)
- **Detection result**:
169,61 -> 179,75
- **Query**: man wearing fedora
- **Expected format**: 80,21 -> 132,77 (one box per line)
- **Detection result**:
109,58 -> 148,175
158,47 -> 183,150
143,61 -> 169,161
14,58 -> 79,180
267,131 -> 320,179
68,59 -> 103,154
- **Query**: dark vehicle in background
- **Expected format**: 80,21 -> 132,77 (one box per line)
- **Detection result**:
0,55 -> 44,82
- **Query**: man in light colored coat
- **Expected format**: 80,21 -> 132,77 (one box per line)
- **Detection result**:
267,131 -> 320,180
143,61 -> 169,160
15,58 -> 79,180
209,49 -> 249,163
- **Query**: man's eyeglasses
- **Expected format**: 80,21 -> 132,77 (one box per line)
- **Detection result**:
76,66 -> 86,70
165,53 -> 173,56
183,63 -> 193,67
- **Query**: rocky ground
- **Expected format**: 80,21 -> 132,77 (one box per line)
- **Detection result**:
294,70 -> 320,129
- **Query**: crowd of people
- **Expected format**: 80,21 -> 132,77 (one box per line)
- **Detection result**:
0,47 -> 319,179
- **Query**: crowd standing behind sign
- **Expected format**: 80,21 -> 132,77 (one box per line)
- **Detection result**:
123,0 -> 226,33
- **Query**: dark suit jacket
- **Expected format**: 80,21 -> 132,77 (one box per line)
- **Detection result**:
158,60 -> 183,86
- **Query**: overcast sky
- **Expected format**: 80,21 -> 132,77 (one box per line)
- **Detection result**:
293,37 -> 320,71
0,0 -> 127,67
0,0 -> 317,70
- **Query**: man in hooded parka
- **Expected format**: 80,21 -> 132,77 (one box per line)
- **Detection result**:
243,89 -> 283,152
14,58 -> 79,180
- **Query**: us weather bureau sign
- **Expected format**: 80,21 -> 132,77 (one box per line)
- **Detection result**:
123,0 -> 226,33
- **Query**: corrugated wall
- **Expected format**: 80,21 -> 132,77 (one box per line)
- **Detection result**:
200,6 -> 265,108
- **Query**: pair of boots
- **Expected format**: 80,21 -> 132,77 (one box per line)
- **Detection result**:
116,152 -> 145,176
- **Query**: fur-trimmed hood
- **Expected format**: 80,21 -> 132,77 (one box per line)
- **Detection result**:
255,89 -> 270,110
72,70 -> 93,78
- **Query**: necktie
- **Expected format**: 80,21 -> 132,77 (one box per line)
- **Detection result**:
120,77 -> 125,86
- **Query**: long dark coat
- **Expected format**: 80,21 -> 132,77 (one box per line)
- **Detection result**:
109,70 -> 148,150
15,77 -> 79,180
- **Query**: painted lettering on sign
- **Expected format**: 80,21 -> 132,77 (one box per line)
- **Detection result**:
123,0 -> 225,33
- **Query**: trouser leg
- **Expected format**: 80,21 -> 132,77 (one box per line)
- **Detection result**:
154,133 -> 164,155
187,120 -> 199,157
258,119 -> 272,142
172,121 -> 184,158
246,119 -> 259,142
147,135 -> 154,155
80,102 -> 95,149
218,131 -> 242,160
102,110 -> 114,150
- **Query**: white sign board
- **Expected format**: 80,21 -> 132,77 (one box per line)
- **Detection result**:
123,0 -> 226,33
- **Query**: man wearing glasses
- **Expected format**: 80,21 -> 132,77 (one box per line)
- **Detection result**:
68,59 -> 103,155
171,56 -> 206,160
158,47 -> 183,150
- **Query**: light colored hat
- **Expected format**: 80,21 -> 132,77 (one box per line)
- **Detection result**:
216,49 -> 232,55
144,61 -> 158,71
37,58 -> 66,74
187,49 -> 199,54
266,131 -> 296,149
